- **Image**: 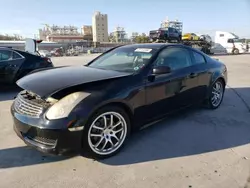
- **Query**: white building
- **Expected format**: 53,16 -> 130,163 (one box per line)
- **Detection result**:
110,26 -> 128,43
161,17 -> 183,33
38,24 -> 83,42
92,11 -> 109,42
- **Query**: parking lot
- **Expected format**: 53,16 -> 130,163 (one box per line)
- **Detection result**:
0,54 -> 250,188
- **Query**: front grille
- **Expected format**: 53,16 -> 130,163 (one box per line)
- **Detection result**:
14,91 -> 49,117
26,135 -> 56,146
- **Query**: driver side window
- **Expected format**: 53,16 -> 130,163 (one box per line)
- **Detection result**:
154,47 -> 192,71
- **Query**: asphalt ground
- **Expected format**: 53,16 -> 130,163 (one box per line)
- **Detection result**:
0,54 -> 250,188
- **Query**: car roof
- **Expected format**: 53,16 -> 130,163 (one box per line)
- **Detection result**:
0,47 -> 24,52
120,43 -> 208,57
122,43 -> 201,52
120,43 -> 187,50
0,47 -> 13,50
0,47 -> 41,57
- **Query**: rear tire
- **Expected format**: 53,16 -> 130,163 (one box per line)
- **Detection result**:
82,105 -> 131,159
205,79 -> 225,109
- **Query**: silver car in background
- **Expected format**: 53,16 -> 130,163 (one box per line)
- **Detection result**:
38,50 -> 52,57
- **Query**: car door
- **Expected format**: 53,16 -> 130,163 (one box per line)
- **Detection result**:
190,50 -> 212,100
0,49 -> 25,84
145,46 -> 199,121
226,39 -> 235,53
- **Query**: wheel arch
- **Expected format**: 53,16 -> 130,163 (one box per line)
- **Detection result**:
206,74 -> 226,99
210,69 -> 226,87
103,101 -> 134,124
86,100 -> 134,128
217,77 -> 226,88
211,74 -> 226,88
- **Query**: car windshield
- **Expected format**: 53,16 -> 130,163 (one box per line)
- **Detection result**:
150,30 -> 158,34
87,46 -> 157,73
230,32 -> 239,38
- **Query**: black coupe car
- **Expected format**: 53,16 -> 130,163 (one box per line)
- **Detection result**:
11,43 -> 227,159
0,47 -> 53,85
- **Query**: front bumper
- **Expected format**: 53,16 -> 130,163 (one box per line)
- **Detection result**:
11,105 -> 83,155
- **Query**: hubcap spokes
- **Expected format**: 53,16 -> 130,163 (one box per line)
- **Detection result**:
88,112 -> 127,155
211,82 -> 223,107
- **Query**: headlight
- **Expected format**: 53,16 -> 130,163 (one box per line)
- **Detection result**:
46,92 -> 90,120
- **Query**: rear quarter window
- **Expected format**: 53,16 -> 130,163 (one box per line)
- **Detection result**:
192,51 -> 206,64
13,52 -> 23,59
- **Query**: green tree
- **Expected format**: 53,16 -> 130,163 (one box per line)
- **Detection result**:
0,34 -> 23,40
134,35 -> 150,43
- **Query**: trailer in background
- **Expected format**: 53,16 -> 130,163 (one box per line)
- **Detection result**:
152,38 -> 213,55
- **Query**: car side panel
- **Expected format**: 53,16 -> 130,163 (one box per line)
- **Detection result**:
58,75 -> 147,128
204,58 -> 227,98
144,65 -> 200,122
15,52 -> 53,81
211,65 -> 227,85
0,58 -> 25,84
144,72 -> 183,121
192,63 -> 212,100
188,50 -> 213,100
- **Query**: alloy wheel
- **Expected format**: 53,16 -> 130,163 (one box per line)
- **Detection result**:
87,112 -> 127,156
211,81 -> 224,107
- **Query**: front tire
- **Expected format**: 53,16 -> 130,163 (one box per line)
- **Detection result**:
205,79 -> 225,109
233,48 -> 239,55
82,105 -> 131,159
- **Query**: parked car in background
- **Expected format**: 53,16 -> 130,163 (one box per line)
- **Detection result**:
182,33 -> 200,41
66,48 -> 80,56
38,50 -> 52,57
11,43 -> 227,159
0,47 -> 54,85
198,34 -> 213,44
210,43 -> 228,54
149,27 -> 182,42
51,48 -> 64,57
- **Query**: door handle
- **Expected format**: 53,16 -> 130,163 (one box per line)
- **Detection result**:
189,73 -> 198,78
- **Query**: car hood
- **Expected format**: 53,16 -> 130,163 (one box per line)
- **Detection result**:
17,66 -> 132,98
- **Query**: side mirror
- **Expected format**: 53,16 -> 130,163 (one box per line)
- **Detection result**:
152,66 -> 171,75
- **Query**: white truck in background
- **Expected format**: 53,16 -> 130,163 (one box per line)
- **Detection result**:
25,38 -> 43,55
213,31 -> 248,54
